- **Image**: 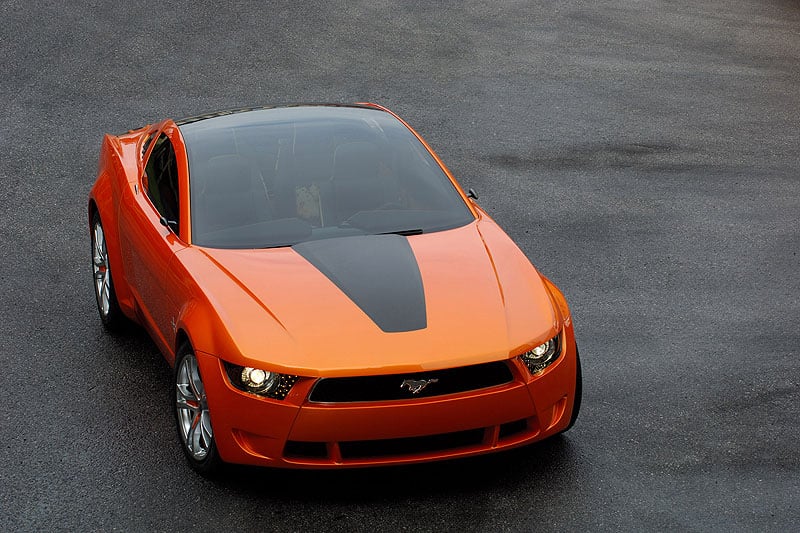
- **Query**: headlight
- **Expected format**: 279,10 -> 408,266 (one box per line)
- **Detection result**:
223,362 -> 299,400
241,367 -> 278,394
519,334 -> 561,374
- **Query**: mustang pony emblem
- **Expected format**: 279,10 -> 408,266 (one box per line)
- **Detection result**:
400,378 -> 439,394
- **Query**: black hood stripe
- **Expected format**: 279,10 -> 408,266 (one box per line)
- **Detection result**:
293,235 -> 427,332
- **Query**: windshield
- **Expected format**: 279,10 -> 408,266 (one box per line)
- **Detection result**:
180,106 -> 474,248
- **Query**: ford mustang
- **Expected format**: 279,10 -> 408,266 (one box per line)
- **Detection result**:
88,103 -> 581,475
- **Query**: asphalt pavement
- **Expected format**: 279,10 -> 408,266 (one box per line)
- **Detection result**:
1,1 -> 798,531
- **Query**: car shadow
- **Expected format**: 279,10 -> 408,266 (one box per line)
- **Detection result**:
212,435 -> 583,502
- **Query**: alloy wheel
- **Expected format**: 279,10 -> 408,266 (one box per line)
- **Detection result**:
92,221 -> 112,317
175,352 -> 214,460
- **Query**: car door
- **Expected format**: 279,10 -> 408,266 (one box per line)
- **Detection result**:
119,129 -> 186,352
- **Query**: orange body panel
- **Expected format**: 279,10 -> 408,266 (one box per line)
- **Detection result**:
89,104 -> 579,468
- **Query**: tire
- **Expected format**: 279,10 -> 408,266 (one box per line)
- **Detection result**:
91,210 -> 126,331
173,343 -> 222,476
562,346 -> 582,433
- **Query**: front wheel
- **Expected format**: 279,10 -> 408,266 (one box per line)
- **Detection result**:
562,347 -> 582,433
174,343 -> 222,476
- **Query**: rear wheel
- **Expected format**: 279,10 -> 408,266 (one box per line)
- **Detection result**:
174,343 -> 222,476
91,211 -> 125,331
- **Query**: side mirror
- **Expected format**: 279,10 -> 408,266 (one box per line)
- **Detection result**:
159,216 -> 178,233
466,188 -> 478,200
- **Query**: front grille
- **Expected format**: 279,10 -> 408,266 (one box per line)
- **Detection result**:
308,360 -> 514,403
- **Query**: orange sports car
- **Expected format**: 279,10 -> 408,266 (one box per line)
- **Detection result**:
88,103 -> 581,475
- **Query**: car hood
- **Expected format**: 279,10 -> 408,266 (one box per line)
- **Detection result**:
187,218 -> 557,377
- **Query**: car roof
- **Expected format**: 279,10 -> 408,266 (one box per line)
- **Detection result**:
174,103 -> 380,127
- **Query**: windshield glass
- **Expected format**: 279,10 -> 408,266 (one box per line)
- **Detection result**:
180,106 -> 474,248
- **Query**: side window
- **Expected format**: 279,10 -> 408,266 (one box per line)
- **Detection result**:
143,133 -> 180,234
141,134 -> 153,157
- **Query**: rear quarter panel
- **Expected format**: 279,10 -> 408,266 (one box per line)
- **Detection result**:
89,130 -> 150,320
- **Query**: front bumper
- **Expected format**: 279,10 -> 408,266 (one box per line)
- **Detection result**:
195,326 -> 578,468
